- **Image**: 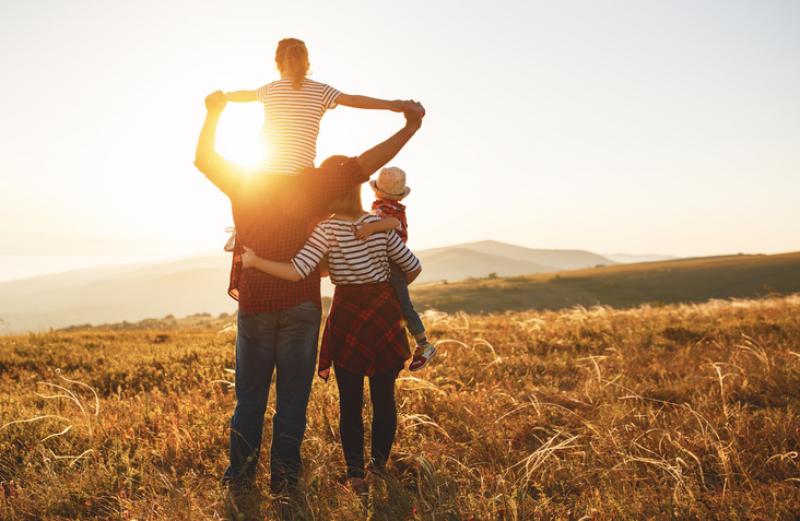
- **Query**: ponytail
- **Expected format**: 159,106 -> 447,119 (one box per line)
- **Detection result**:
275,38 -> 309,90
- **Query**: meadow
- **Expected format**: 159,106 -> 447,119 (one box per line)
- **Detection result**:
1,294 -> 799,520
411,252 -> 800,314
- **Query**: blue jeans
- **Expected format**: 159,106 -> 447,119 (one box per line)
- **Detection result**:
389,262 -> 425,336
225,300 -> 321,492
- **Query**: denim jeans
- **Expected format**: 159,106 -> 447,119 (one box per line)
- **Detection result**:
389,261 -> 425,336
225,300 -> 321,492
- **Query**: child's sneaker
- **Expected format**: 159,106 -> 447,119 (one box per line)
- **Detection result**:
408,342 -> 436,371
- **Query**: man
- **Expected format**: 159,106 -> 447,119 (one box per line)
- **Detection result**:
194,90 -> 424,493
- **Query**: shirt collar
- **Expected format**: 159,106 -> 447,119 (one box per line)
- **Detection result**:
372,198 -> 405,211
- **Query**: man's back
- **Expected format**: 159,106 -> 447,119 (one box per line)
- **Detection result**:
224,157 -> 367,313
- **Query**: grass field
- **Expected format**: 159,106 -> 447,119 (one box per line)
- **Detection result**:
1,295 -> 799,520
411,252 -> 800,314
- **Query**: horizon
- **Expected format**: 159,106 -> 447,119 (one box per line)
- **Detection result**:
2,241 -> 797,335
2,237 -> 797,284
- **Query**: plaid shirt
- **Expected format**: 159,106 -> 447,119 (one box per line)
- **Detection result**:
319,282 -> 410,377
201,156 -> 368,314
371,199 -> 408,243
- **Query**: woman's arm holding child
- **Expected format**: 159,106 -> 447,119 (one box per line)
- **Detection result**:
354,217 -> 402,240
386,231 -> 422,283
241,247 -> 303,281
241,223 -> 330,281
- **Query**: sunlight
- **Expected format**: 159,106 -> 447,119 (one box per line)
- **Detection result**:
215,104 -> 267,170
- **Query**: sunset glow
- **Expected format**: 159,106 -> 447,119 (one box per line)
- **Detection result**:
214,103 -> 267,170
1,0 -> 798,278
1,4 -> 799,518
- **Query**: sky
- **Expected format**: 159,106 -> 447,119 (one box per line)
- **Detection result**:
1,0 -> 798,280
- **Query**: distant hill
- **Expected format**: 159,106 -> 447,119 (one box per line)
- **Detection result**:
410,252 -> 800,314
0,256 -> 233,333
0,241 -> 620,332
417,240 -> 613,275
603,253 -> 677,264
7,242 -> 788,334
415,247 -> 556,283
0,262 -> 148,300
320,240 -> 613,292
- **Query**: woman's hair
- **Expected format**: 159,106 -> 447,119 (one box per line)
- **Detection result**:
328,183 -> 363,216
275,38 -> 309,89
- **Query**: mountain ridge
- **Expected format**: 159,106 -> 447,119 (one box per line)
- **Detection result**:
0,240 -> 688,333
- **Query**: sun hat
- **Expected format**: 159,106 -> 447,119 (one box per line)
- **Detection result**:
369,167 -> 411,201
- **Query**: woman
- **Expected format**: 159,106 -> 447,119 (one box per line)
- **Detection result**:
240,182 -> 421,493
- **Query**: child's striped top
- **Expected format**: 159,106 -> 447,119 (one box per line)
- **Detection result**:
256,78 -> 340,175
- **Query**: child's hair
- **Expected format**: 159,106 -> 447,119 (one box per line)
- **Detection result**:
328,183 -> 363,216
275,38 -> 310,90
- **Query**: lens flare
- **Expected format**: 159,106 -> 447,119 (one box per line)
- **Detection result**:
215,104 -> 267,170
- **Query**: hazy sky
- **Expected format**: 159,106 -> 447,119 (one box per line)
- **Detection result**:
1,0 -> 798,278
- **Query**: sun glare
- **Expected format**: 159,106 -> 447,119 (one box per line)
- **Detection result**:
215,104 -> 267,170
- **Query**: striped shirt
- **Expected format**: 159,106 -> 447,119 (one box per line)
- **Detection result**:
291,214 -> 421,285
256,78 -> 340,175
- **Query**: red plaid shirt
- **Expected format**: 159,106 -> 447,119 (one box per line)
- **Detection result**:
371,199 -> 408,243
319,282 -> 410,377
201,156 -> 368,314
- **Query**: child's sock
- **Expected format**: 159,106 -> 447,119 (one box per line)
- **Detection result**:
413,332 -> 428,347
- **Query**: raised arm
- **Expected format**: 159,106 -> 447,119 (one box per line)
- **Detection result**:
297,104 -> 425,215
355,102 -> 425,178
336,93 -> 406,112
223,90 -> 258,103
194,91 -> 246,197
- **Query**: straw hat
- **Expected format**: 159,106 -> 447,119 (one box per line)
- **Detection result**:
369,167 -> 411,201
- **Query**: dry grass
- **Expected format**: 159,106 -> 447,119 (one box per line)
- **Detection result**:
1,295 -> 799,520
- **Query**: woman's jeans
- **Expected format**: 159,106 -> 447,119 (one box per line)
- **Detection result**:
334,364 -> 399,478
225,301 -> 321,492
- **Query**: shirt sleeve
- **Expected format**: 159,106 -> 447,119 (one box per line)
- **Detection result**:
386,231 -> 421,273
321,83 -> 341,109
256,83 -> 270,103
372,204 -> 388,218
291,223 -> 330,279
